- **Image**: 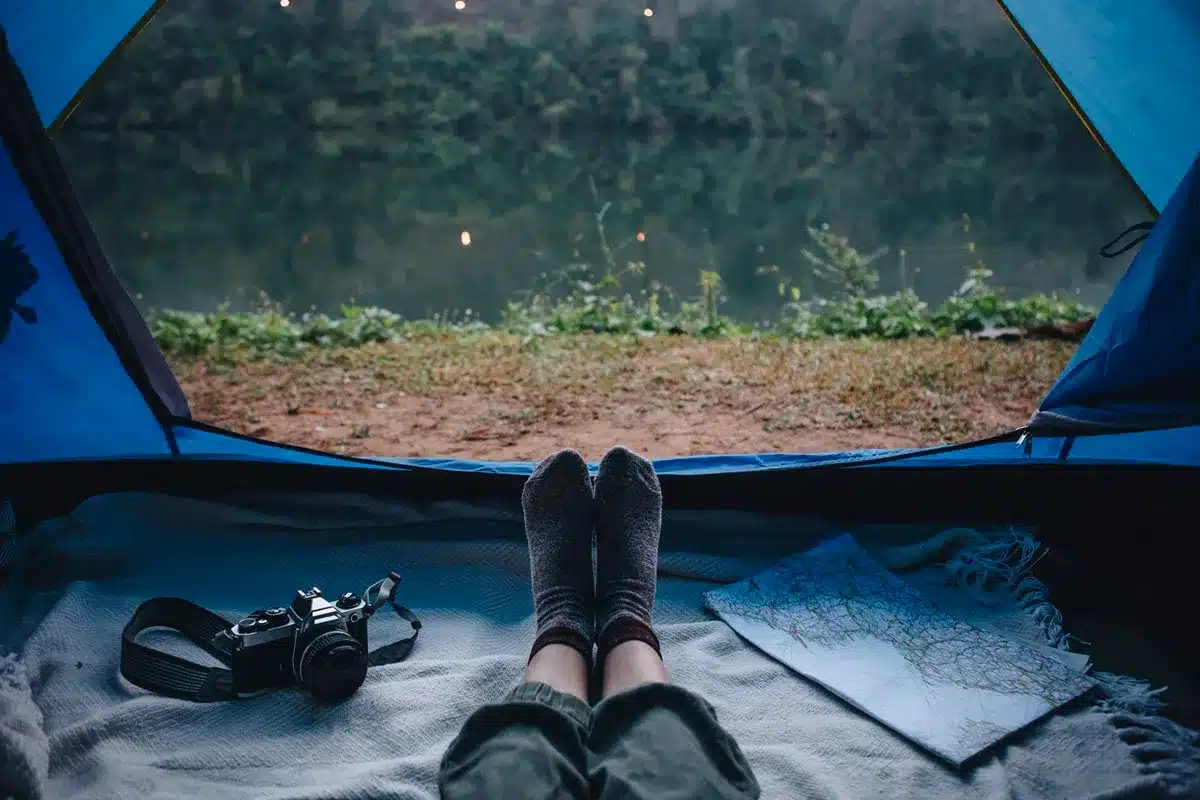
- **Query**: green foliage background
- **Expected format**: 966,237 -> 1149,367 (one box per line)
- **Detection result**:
56,0 -> 1145,320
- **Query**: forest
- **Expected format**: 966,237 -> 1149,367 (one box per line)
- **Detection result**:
56,0 -> 1145,317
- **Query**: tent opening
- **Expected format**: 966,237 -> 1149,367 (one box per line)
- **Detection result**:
41,0 -> 1168,464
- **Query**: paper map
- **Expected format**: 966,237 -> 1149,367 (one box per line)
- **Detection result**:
703,534 -> 1095,764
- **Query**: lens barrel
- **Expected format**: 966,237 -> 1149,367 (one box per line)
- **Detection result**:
297,629 -> 368,702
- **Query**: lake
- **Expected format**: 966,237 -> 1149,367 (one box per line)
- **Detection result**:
54,130 -> 1146,323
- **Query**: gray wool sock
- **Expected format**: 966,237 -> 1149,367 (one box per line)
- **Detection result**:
522,449 -> 595,661
594,447 -> 662,643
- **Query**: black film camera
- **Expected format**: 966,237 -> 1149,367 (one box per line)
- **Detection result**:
121,571 -> 421,704
228,585 -> 372,702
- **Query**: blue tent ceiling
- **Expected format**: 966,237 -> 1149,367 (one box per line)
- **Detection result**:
1,1 -> 1199,471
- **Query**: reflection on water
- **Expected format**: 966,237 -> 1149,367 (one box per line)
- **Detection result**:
52,0 -> 1149,322
57,132 -> 1140,323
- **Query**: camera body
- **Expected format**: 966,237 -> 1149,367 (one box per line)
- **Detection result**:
228,586 -> 370,701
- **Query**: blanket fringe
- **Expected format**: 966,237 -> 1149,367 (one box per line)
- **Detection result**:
944,528 -> 1199,797
939,529 -> 1069,648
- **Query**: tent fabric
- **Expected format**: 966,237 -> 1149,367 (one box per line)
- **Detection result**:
0,1 -> 160,129
172,424 -> 399,469
1031,151 -> 1200,435
390,426 -> 1200,471
0,23 -> 188,464
998,0 -> 1200,212
0,137 -> 171,462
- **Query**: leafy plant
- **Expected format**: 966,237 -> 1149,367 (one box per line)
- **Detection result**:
145,215 -> 1095,360
801,224 -> 888,299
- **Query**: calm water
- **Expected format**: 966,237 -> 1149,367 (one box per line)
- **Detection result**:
56,131 -> 1143,322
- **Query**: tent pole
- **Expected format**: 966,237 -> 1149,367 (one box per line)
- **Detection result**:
45,0 -> 169,136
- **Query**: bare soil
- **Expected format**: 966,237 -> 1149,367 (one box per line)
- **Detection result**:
172,334 -> 1076,461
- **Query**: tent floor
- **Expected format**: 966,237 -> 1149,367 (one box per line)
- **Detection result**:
5,457 -> 1195,710
2,483 -> 1195,798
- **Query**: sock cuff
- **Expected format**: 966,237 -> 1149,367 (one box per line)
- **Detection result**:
529,626 -> 594,668
596,616 -> 661,663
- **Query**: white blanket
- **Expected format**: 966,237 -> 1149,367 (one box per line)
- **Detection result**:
0,492 -> 1194,799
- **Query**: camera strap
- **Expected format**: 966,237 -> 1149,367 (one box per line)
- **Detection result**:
121,597 -> 240,702
120,584 -> 421,703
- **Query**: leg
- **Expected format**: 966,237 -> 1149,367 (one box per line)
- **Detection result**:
589,447 -> 760,799
593,446 -> 665,670
588,680 -> 760,800
438,450 -> 597,799
526,643 -> 589,702
438,673 -> 592,800
601,639 -> 666,699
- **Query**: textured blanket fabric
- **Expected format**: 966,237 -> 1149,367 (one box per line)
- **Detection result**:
0,492 -> 1192,799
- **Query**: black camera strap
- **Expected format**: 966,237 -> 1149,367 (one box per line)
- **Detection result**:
367,603 -> 422,666
121,589 -> 421,703
121,597 -> 238,702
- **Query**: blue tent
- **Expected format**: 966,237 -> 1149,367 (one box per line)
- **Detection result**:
0,4 -> 1198,798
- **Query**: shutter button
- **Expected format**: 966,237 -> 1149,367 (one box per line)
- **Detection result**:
337,592 -> 360,609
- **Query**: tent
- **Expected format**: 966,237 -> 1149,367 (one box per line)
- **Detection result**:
0,2 -> 1198,798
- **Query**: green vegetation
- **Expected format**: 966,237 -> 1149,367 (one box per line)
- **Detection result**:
150,223 -> 1093,359
58,0 -> 1143,315
74,0 -> 1061,138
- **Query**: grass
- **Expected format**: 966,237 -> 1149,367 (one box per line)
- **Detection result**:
158,222 -> 1090,458
149,279 -> 1092,363
148,221 -> 1095,362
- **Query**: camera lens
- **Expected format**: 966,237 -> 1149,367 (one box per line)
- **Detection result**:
297,630 -> 368,702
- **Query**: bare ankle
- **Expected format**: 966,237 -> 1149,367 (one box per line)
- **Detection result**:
600,639 -> 668,699
524,643 -> 590,702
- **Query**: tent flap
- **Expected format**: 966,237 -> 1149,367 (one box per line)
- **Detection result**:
0,138 -> 171,461
1032,152 -> 1200,435
0,23 -> 185,463
998,0 -> 1200,211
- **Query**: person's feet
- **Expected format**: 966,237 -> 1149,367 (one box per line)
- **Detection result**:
594,446 -> 663,661
523,449 -> 596,665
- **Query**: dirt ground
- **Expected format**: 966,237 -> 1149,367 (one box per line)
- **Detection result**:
172,334 -> 1076,461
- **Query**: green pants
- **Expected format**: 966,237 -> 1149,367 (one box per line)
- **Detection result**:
439,681 -> 760,799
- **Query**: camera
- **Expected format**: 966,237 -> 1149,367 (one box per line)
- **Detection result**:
121,571 -> 419,704
227,586 -> 371,702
